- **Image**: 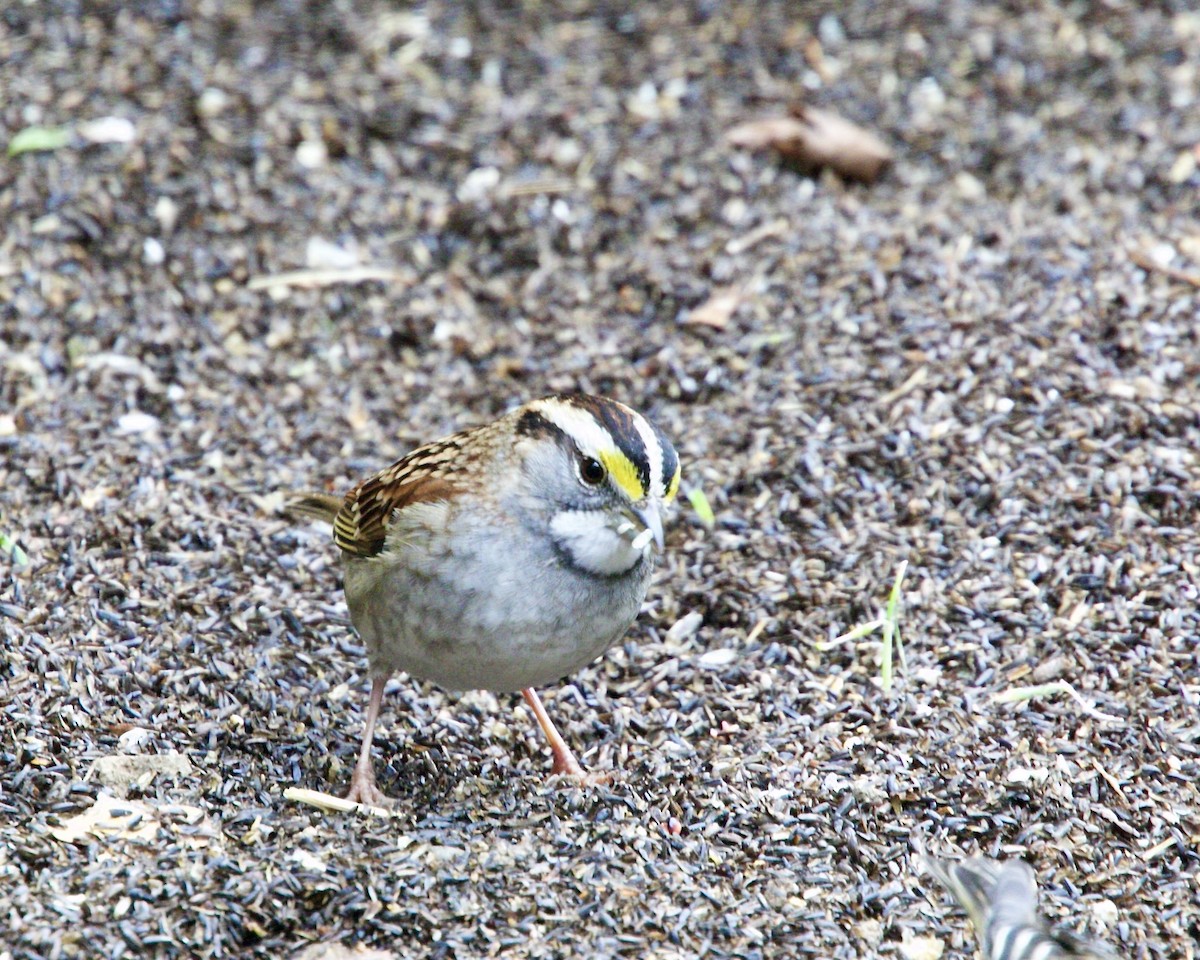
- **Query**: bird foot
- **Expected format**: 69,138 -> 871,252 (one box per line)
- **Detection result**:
549,750 -> 613,786
344,766 -> 392,808
553,768 -> 614,787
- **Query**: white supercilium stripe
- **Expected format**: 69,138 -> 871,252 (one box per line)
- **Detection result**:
529,400 -> 616,459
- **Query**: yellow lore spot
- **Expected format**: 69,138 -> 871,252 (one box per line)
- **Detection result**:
599,449 -> 645,501
665,465 -> 681,503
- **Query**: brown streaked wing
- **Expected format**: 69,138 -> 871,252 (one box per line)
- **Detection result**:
332,435 -> 470,557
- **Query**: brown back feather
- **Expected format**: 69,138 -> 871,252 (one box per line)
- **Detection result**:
330,430 -> 482,557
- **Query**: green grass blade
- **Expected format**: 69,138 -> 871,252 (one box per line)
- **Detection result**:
886,561 -> 908,676
993,681 -> 1072,704
879,561 -> 908,691
686,486 -> 716,529
0,529 -> 28,566
820,618 -> 884,650
8,126 -> 70,156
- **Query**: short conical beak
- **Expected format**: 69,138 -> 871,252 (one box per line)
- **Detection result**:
632,499 -> 664,552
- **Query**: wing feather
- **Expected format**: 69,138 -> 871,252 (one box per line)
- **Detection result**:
332,433 -> 476,557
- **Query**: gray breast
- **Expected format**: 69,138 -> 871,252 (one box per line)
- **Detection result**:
342,504 -> 653,692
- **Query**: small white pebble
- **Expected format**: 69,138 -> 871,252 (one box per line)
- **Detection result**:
457,166 -> 501,203
552,138 -> 582,168
1148,241 -> 1177,266
911,666 -> 943,685
550,198 -> 572,224
818,13 -> 846,47
911,76 -> 946,112
481,59 -> 502,87
154,196 -> 179,233
288,849 -> 328,872
1091,898 -> 1119,930
305,236 -> 359,270
955,171 -> 985,199
117,411 -> 160,434
143,237 -> 165,265
196,87 -> 229,118
666,611 -> 704,643
117,727 -> 152,754
697,648 -> 738,670
1006,765 -> 1049,785
295,139 -> 327,169
78,116 -> 136,144
899,932 -> 944,960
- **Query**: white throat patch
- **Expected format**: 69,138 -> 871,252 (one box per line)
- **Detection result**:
550,509 -> 647,575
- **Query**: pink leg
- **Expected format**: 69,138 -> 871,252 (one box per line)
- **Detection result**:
345,676 -> 389,806
521,687 -> 587,779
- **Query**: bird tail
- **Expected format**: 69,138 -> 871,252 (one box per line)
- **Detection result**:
283,491 -> 343,526
923,854 -> 1050,938
919,851 -> 1120,960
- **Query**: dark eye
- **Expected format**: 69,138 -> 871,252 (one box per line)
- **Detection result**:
579,456 -> 605,485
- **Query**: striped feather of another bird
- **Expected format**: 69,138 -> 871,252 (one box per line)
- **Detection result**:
920,855 -> 1120,960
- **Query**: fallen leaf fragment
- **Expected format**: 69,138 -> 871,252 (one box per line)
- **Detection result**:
246,266 -> 406,292
51,795 -> 213,849
52,796 -> 152,844
899,932 -> 944,960
684,286 -> 742,329
284,786 -> 397,818
726,218 -> 788,255
727,105 -> 892,183
1006,764 -> 1050,786
79,485 -> 116,510
1129,247 -> 1200,288
91,752 -> 193,794
293,943 -> 399,960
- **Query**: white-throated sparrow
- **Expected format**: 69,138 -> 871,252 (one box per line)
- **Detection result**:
920,854 -> 1119,960
288,394 -> 680,804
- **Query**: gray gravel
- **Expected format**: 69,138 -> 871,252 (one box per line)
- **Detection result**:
2,2 -> 1199,958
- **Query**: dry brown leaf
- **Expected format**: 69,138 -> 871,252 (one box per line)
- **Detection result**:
50,796 -> 160,844
727,105 -> 892,183
685,287 -> 742,329
91,752 -> 194,794
50,794 -> 212,848
727,116 -> 808,153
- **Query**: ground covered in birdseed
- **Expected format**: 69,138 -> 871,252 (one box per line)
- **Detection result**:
3,2 -> 1199,958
